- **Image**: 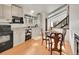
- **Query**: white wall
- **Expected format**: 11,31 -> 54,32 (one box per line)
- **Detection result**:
47,10 -> 67,30
41,12 -> 47,32
47,5 -> 68,30
69,4 -> 79,54
45,4 -> 62,13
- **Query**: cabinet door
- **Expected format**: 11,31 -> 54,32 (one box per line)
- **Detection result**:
3,5 -> 11,20
12,5 -> 23,17
12,5 -> 18,16
18,7 -> 23,17
15,6 -> 19,16
0,5 -> 3,18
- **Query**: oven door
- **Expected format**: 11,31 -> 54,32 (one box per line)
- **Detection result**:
0,33 -> 13,53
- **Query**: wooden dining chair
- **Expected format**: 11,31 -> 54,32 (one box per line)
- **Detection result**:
49,33 -> 64,55
41,29 -> 49,48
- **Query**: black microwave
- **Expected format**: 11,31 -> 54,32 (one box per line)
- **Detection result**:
12,16 -> 24,24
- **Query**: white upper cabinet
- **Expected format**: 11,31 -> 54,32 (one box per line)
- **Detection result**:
3,4 -> 12,20
18,7 -> 23,17
12,5 -> 23,17
0,5 -> 3,18
12,5 -> 18,16
0,4 -> 23,22
0,4 -> 12,22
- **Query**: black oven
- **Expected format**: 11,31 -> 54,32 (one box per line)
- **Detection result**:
0,25 -> 13,53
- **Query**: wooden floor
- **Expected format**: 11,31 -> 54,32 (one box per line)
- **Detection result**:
0,38 -> 72,55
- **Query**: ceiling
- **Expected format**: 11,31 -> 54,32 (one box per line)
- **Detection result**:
18,4 -> 63,15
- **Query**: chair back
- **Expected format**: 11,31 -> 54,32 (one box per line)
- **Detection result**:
50,33 -> 63,49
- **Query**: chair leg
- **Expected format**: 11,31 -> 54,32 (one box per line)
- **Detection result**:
50,42 -> 52,55
60,43 -> 62,55
48,41 -> 50,51
41,39 -> 43,45
45,40 -> 47,48
77,42 -> 78,55
60,50 -> 62,55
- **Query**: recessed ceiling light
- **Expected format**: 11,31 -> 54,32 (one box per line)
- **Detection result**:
31,10 -> 34,14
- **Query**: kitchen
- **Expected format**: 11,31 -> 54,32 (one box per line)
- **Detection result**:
0,4 -> 72,55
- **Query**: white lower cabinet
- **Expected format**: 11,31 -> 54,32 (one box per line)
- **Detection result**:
12,28 -> 25,47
